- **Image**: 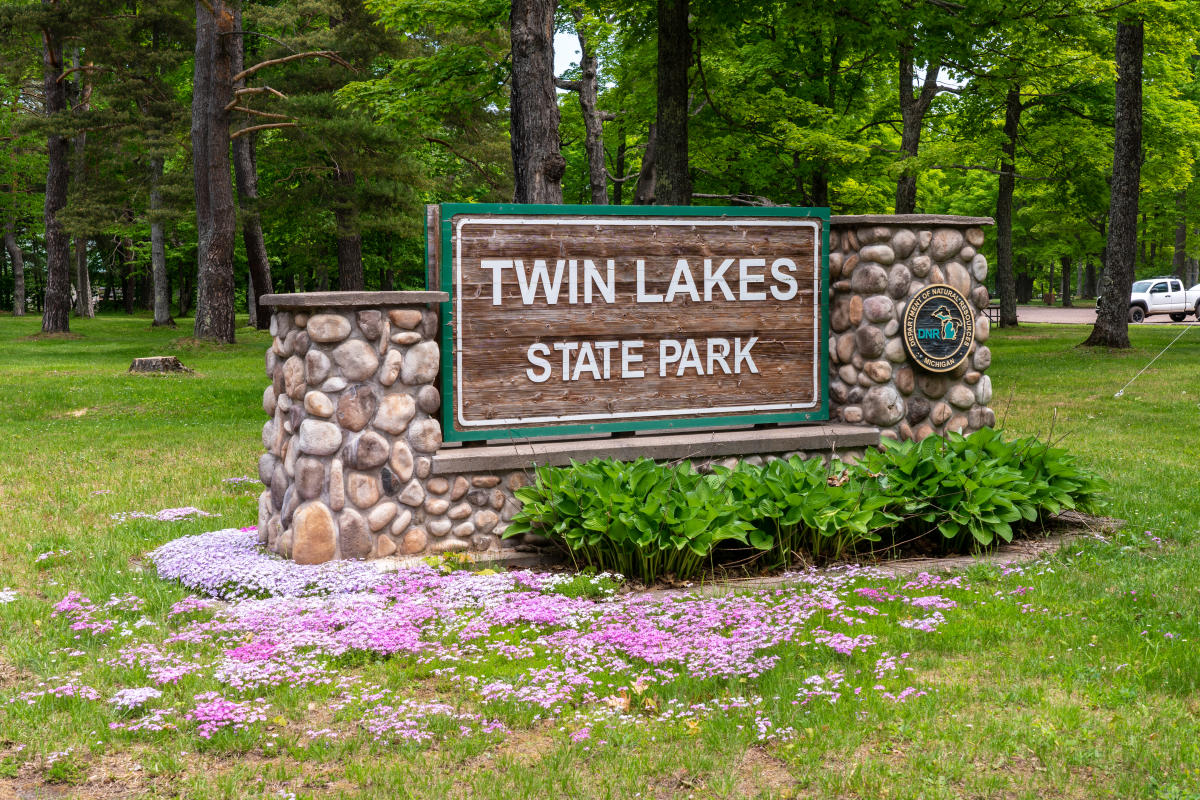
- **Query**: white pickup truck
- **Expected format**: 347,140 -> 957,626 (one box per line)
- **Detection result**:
1118,277 -> 1200,323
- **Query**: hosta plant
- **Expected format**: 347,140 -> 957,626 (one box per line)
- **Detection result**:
503,458 -> 756,584
716,457 -> 896,567
858,428 -> 1107,552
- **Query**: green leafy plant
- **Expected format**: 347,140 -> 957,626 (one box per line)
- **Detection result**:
859,428 -> 1108,552
862,433 -> 1029,551
718,457 -> 896,567
423,551 -> 477,573
539,572 -> 623,600
504,429 -> 1107,577
504,458 -> 756,584
44,754 -> 86,785
1002,434 -> 1108,517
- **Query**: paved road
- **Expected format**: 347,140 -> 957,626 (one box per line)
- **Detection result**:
1016,304 -> 1200,325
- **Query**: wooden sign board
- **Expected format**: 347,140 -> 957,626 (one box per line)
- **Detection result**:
435,204 -> 829,441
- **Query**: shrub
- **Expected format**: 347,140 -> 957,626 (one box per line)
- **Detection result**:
998,434 -> 1107,517
859,431 -> 1031,552
859,428 -> 1108,552
504,458 -> 756,585
504,429 -> 1107,580
718,457 -> 896,567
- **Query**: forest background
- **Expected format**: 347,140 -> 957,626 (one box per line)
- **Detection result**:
1,0 -> 1198,342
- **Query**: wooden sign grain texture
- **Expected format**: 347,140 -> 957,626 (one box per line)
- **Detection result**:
444,210 -> 825,437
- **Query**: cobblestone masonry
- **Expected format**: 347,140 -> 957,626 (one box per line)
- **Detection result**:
258,216 -> 993,563
257,303 -> 467,563
827,217 -> 995,440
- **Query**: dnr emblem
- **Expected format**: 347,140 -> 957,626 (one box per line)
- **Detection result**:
902,284 -> 975,373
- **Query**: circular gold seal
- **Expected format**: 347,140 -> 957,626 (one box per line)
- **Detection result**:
902,284 -> 975,373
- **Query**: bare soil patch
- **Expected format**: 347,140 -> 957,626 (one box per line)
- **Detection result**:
735,747 -> 797,798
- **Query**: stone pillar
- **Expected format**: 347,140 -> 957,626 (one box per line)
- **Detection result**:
828,215 -> 995,441
257,292 -> 447,564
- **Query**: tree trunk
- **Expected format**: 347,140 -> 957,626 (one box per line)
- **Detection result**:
191,0 -> 238,343
119,233 -> 135,315
994,85 -> 1021,328
633,124 -> 657,205
336,227 -> 364,289
1137,212 -> 1147,271
73,237 -> 90,316
1084,258 -> 1097,297
1016,269 -> 1034,304
811,166 -> 829,208
334,170 -> 364,291
1172,193 -> 1187,280
4,219 -> 25,316
510,0 -> 564,203
150,156 -> 174,326
1084,18 -> 1142,349
654,0 -> 690,205
40,4 -> 71,334
1060,255 -> 1072,306
895,42 -> 941,215
70,52 -> 93,319
230,13 -> 273,328
570,9 -> 608,205
231,132 -> 272,326
612,120 -> 627,205
178,265 -> 192,317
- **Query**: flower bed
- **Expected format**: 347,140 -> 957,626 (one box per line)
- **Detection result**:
1,526 -> 1043,751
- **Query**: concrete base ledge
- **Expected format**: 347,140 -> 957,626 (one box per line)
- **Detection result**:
432,424 -> 881,474
260,290 -> 448,308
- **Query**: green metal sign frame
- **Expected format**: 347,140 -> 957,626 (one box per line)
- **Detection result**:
432,203 -> 830,442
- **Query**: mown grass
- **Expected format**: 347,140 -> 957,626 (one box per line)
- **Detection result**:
0,313 -> 1198,799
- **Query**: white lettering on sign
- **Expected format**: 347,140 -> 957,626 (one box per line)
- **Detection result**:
771,258 -> 799,300
621,340 -> 644,378
493,255 -> 781,385
635,259 -> 663,304
523,337 -> 758,383
485,256 -> 804,307
525,343 -> 552,383
704,258 -> 735,301
665,259 -> 700,302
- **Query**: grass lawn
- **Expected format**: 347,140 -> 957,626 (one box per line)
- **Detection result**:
0,312 -> 1198,799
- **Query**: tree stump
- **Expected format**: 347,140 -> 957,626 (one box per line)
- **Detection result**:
129,356 -> 191,374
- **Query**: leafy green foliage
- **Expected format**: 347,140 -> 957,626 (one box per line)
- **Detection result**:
718,457 -> 895,567
860,427 -> 1108,552
506,429 -> 1107,581
504,458 -> 754,584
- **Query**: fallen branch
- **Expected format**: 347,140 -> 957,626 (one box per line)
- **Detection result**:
692,192 -> 779,207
